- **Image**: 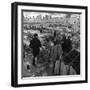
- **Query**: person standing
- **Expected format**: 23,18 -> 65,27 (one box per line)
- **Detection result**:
29,33 -> 41,66
50,39 -> 63,75
62,35 -> 72,54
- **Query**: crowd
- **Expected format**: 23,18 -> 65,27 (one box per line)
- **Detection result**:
23,31 -> 80,76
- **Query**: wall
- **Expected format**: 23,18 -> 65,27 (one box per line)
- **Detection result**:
0,0 -> 89,89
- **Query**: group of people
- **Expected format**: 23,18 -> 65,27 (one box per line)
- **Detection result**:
28,31 -> 80,75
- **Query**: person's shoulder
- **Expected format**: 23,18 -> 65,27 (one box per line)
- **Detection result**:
32,38 -> 37,41
34,38 -> 38,40
37,38 -> 41,42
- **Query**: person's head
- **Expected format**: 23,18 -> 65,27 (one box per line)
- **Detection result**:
34,33 -> 38,38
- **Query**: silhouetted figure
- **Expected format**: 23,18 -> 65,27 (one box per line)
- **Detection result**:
62,36 -> 72,54
30,33 -> 41,66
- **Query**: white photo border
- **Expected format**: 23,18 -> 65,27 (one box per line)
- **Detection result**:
18,5 -> 86,84
11,2 -> 87,87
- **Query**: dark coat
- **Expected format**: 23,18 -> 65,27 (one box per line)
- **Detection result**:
62,38 -> 72,53
30,38 -> 41,57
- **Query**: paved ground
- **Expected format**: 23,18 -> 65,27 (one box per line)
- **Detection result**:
22,54 -> 53,77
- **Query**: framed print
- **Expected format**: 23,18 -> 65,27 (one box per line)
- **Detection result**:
11,2 -> 88,87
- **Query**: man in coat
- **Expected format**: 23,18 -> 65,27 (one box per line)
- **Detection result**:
30,33 -> 41,66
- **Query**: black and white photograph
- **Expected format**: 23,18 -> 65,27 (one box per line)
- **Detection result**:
11,2 -> 88,87
22,11 -> 80,78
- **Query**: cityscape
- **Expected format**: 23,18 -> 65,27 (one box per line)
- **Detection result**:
22,12 -> 80,78
23,12 -> 80,25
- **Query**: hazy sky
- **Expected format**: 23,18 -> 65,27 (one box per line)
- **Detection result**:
23,12 -> 67,18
